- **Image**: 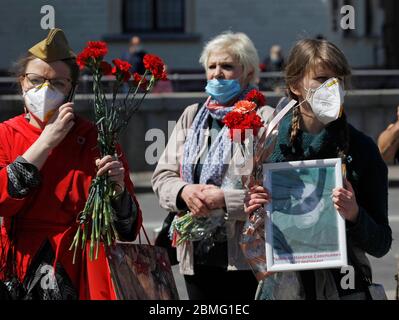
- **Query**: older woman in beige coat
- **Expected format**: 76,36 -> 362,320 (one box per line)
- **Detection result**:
152,31 -> 271,300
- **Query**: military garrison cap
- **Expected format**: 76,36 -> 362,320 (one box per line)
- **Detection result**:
28,28 -> 76,62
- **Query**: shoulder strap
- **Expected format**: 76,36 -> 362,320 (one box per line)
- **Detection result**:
185,101 -> 204,129
195,102 -> 202,116
192,101 -> 203,121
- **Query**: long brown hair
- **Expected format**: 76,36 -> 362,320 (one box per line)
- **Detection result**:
284,39 -> 351,162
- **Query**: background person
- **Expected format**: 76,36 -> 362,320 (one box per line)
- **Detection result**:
377,105 -> 399,164
261,44 -> 285,72
122,36 -> 147,74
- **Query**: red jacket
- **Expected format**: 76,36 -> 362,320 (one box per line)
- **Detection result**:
0,114 -> 142,299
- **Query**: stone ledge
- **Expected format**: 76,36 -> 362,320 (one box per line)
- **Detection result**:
102,32 -> 202,43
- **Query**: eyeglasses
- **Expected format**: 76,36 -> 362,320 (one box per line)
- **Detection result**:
24,73 -> 72,91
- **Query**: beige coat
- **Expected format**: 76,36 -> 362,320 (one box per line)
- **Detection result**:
152,103 -> 274,275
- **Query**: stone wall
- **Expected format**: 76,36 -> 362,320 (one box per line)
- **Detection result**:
1,90 -> 397,172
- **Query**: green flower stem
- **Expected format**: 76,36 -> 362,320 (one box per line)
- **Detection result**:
126,70 -> 148,103
70,225 -> 81,264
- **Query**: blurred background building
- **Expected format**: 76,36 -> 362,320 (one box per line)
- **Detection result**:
0,0 -> 398,73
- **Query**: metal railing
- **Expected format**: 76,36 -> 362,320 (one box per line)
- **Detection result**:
1,70 -> 398,94
1,69 -> 399,82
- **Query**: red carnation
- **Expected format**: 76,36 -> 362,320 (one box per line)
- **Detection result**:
132,72 -> 148,89
233,100 -> 257,114
112,59 -> 132,82
143,54 -> 167,80
76,48 -> 94,69
86,41 -> 108,58
76,50 -> 89,69
76,41 -> 108,69
132,72 -> 141,84
223,111 -> 243,129
244,89 -> 266,107
223,111 -> 264,142
100,61 -> 112,75
112,59 -> 131,72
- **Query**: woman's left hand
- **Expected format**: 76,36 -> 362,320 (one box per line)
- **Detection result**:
96,155 -> 125,194
332,178 -> 359,223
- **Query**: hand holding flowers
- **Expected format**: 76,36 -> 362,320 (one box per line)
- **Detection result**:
95,155 -> 125,194
244,185 -> 270,214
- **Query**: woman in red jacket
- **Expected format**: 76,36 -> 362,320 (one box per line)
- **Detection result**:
0,29 -> 142,300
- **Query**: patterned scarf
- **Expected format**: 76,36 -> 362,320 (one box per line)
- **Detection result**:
182,87 -> 254,186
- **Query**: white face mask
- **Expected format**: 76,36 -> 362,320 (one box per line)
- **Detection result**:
304,77 -> 345,125
23,83 -> 66,123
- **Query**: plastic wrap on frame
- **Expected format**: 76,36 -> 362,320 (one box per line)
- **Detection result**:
238,99 -> 301,289
238,130 -> 278,282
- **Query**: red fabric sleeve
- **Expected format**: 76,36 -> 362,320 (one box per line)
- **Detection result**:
0,142 -> 34,218
0,168 -> 34,218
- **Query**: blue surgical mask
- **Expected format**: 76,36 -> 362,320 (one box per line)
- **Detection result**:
205,79 -> 241,104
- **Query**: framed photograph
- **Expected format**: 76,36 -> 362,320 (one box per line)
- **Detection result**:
263,158 -> 347,272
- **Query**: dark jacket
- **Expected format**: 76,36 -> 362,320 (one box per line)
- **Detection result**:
269,109 -> 392,298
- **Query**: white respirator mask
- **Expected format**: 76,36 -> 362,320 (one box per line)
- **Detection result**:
23,82 -> 66,123
302,77 -> 345,125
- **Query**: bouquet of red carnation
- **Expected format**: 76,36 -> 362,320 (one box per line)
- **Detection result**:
70,41 -> 167,262
223,100 -> 264,143
222,90 -> 278,283
226,95 -> 298,288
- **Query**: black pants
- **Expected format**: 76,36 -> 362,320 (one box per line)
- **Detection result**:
184,265 -> 258,300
